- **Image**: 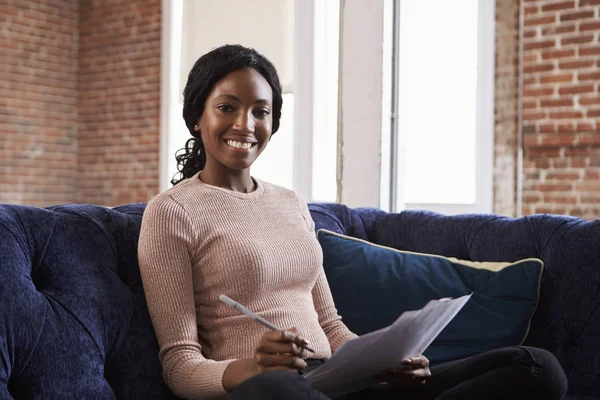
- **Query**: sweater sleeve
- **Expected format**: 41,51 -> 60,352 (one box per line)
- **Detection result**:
138,194 -> 233,399
294,194 -> 359,352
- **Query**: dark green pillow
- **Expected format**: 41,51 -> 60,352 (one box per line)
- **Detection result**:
318,229 -> 543,363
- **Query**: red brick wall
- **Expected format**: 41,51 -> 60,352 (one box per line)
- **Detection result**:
1,0 -> 79,206
494,0 -> 521,217
78,0 -> 161,206
522,0 -> 600,219
0,0 -> 161,207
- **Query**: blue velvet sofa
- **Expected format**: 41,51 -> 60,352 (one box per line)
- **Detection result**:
0,202 -> 598,399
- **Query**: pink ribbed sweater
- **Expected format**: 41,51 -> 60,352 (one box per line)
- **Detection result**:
138,172 -> 357,399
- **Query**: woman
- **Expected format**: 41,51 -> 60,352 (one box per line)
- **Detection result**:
138,44 -> 568,400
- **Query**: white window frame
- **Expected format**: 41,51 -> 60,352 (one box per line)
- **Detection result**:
389,0 -> 495,215
293,0 -> 314,201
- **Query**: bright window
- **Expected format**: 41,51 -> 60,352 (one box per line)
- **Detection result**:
311,0 -> 340,202
393,0 -> 494,214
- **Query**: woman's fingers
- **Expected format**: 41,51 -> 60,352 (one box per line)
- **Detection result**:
378,359 -> 431,387
258,328 -> 309,356
411,367 -> 432,379
282,328 -> 311,347
254,328 -> 309,373
403,355 -> 430,369
256,340 -> 304,356
254,353 -> 307,370
261,328 -> 309,345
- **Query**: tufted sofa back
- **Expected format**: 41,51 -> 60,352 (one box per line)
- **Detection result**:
0,204 -> 175,399
308,203 -> 600,399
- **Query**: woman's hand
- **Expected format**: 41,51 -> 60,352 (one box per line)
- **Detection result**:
376,355 -> 431,387
223,328 -> 309,392
252,327 -> 309,373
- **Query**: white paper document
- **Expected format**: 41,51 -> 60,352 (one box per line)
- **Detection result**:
304,294 -> 472,394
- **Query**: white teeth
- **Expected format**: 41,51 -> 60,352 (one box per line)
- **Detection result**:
227,140 -> 253,149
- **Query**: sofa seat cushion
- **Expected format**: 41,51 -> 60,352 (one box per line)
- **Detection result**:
317,229 -> 543,364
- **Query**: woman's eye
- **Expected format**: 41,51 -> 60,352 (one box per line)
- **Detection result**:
217,104 -> 233,112
254,109 -> 270,118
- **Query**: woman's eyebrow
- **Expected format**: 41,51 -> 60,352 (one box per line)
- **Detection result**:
216,94 -> 271,105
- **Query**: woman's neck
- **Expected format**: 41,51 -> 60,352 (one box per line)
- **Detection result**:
198,167 -> 256,193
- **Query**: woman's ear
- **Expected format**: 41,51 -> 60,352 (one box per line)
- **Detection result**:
194,116 -> 203,131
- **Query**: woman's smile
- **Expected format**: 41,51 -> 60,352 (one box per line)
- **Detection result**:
223,138 -> 258,153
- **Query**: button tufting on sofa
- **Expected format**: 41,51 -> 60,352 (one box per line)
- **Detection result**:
0,204 -> 176,399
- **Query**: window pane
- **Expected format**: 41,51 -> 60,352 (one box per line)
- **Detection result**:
398,0 -> 478,204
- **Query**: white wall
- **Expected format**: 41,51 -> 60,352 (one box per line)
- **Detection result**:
180,0 -> 294,95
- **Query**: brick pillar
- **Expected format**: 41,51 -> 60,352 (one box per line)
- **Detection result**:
522,0 -> 600,219
78,0 -> 161,206
494,0 -> 521,217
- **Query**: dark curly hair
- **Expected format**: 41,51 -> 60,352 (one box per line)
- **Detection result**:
171,44 -> 283,185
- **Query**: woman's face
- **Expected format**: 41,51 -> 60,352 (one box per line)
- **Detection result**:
195,68 -> 273,173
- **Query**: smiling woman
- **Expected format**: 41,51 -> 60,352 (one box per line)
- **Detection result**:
138,44 -> 567,400
138,44 -> 359,399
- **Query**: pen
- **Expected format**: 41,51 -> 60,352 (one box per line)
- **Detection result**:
218,294 -> 315,353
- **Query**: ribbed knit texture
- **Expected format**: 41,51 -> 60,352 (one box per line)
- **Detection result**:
138,172 -> 357,399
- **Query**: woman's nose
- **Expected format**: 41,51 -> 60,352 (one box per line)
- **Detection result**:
233,112 -> 255,133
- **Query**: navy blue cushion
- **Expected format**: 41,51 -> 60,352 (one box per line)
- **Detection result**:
310,204 -> 600,399
317,229 -> 543,364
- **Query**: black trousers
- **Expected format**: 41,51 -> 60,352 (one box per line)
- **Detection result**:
229,346 -> 568,400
